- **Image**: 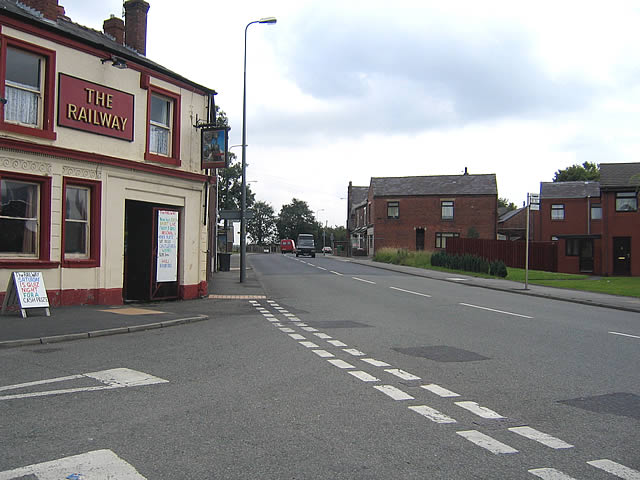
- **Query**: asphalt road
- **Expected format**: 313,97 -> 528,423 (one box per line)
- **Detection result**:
1,253 -> 638,479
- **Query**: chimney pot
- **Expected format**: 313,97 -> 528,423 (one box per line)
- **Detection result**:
124,0 -> 150,56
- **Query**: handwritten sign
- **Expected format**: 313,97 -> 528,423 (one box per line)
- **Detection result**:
157,210 -> 178,283
2,271 -> 50,318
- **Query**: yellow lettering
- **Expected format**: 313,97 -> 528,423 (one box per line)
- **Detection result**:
77,107 -> 88,123
119,116 -> 128,131
111,116 -> 121,130
85,88 -> 95,104
96,91 -> 105,107
106,94 -> 113,109
67,103 -> 78,120
92,109 -> 101,125
99,111 -> 113,127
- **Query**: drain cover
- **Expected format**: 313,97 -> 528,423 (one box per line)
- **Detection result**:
393,346 -> 489,362
559,392 -> 640,420
307,321 -> 371,328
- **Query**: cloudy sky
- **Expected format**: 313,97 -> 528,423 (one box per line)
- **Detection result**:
63,0 -> 640,227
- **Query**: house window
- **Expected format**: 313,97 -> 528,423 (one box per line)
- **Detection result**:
441,200 -> 454,220
62,178 -> 101,267
566,238 -> 580,256
615,192 -> 637,212
387,201 -> 399,219
435,232 -> 459,249
0,171 -> 52,266
551,204 -> 565,220
145,85 -> 181,165
0,37 -> 56,139
590,204 -> 602,220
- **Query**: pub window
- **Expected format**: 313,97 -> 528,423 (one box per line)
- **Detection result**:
441,200 -> 454,220
566,238 -> 580,256
62,178 -> 101,267
615,192 -> 637,212
435,232 -> 459,249
387,201 -> 399,219
0,178 -> 39,256
0,37 -> 56,139
145,85 -> 181,165
590,204 -> 602,220
551,204 -> 565,220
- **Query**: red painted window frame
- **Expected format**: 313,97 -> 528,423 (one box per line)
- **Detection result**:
61,177 -> 101,268
0,35 -> 57,140
0,170 -> 56,268
144,84 -> 181,166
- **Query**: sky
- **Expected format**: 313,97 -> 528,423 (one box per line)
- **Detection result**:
62,0 -> 640,228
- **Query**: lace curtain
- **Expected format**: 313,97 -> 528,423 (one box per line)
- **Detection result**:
5,84 -> 39,126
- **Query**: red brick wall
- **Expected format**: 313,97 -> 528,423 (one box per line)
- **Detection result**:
601,190 -> 640,275
372,195 -> 497,252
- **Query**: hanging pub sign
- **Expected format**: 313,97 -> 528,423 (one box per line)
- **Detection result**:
201,126 -> 229,169
57,74 -> 135,141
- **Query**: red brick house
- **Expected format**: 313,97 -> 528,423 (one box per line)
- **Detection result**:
346,182 -> 369,254
352,173 -> 497,254
532,162 -> 640,276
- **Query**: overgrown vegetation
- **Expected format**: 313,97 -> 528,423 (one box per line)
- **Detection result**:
431,251 -> 507,277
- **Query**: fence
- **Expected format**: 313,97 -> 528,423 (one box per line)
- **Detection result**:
446,238 -> 557,272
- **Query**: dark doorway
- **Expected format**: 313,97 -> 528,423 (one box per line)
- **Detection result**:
416,228 -> 425,251
124,200 -> 180,302
613,237 -> 631,275
579,239 -> 594,273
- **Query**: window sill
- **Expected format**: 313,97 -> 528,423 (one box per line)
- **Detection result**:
61,258 -> 100,268
0,121 -> 56,140
0,260 -> 59,269
145,151 -> 181,166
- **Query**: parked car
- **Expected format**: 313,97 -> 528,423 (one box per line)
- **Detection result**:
280,239 -> 295,254
296,234 -> 316,258
322,246 -> 333,254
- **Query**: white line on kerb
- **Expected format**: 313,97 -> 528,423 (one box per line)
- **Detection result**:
389,286 -> 432,297
409,405 -> 457,424
330,271 -> 343,276
456,430 -> 518,454
508,426 -> 573,449
587,459 -> 640,479
455,401 -> 504,419
352,277 -> 376,284
528,468 -> 578,479
459,303 -> 533,318
609,331 -> 640,339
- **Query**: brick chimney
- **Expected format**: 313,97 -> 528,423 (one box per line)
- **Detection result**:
21,0 -> 60,21
124,0 -> 150,55
103,14 -> 125,45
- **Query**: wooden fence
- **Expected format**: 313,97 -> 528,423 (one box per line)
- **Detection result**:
446,238 -> 557,271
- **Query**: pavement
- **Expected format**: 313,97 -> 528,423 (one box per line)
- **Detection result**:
1,254 -> 638,348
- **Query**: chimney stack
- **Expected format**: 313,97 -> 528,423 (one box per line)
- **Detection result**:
124,0 -> 150,55
21,0 -> 60,21
104,14 -> 125,45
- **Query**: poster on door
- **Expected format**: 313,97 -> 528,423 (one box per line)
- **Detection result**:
157,210 -> 178,282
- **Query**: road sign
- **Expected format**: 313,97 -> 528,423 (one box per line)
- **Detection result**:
219,209 -> 254,220
528,193 -> 540,211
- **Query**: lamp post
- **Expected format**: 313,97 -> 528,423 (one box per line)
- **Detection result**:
240,16 -> 277,283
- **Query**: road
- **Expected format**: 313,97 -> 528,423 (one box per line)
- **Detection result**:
1,253 -> 638,479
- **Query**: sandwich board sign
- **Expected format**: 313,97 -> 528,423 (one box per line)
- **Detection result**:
1,271 -> 50,318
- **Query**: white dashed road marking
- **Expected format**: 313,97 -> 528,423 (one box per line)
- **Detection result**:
508,426 -> 574,449
609,331 -> 640,340
361,358 -> 391,367
299,341 -> 319,348
384,369 -> 420,381
456,430 -> 518,454
352,277 -> 376,284
348,371 -> 379,382
343,348 -> 365,356
587,459 -> 640,479
409,405 -> 457,424
455,401 -> 505,419
289,333 -> 306,340
327,359 -> 355,369
528,468 -> 578,479
327,340 -> 348,347
279,328 -> 295,333
389,286 -> 432,298
330,271 -> 343,276
314,333 -> 332,339
302,327 -> 319,332
373,385 -> 414,401
312,350 -> 334,358
421,384 -> 460,397
459,303 -> 533,319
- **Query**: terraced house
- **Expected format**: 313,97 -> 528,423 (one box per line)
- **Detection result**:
0,0 -> 218,305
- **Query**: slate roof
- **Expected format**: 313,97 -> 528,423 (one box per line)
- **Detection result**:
540,181 -> 600,199
370,174 -> 497,197
0,0 -> 214,94
350,186 -> 369,208
498,207 -> 525,223
600,162 -> 640,189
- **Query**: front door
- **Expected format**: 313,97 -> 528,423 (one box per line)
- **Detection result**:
579,239 -> 594,273
613,237 -> 631,275
416,228 -> 425,251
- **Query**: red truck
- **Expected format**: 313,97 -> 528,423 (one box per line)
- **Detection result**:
280,239 -> 296,254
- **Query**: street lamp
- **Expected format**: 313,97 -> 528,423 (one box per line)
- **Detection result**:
240,16 -> 277,283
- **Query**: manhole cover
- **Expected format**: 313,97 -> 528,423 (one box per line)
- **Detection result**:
307,321 -> 371,328
559,392 -> 640,420
393,346 -> 489,362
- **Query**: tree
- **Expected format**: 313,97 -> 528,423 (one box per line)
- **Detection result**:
217,154 -> 255,215
276,198 -> 316,240
498,197 -> 517,211
553,162 -> 600,182
247,201 -> 277,245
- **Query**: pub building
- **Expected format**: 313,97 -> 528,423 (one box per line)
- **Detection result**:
0,0 -> 219,305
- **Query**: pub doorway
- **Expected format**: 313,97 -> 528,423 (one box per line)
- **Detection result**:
124,200 -> 181,302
